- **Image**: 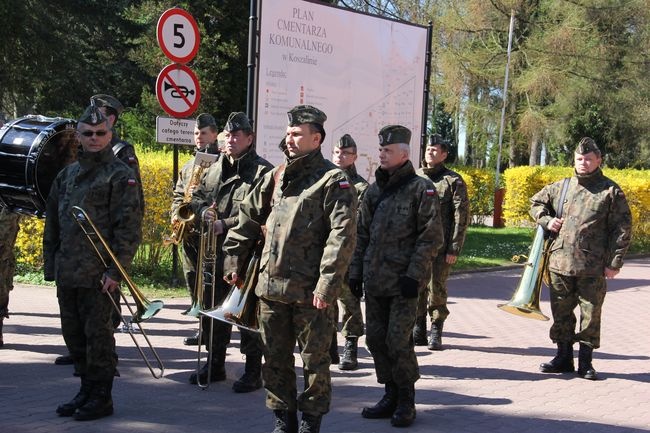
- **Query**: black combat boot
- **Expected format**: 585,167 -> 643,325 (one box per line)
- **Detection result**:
540,342 -> 575,373
55,353 -> 74,365
232,353 -> 262,393
272,409 -> 298,433
329,330 -> 340,365
190,346 -> 227,384
299,412 -> 322,433
577,343 -> 598,380
183,330 -> 200,346
428,320 -> 444,351
391,384 -> 416,427
361,381 -> 398,419
73,380 -> 114,421
413,315 -> 427,346
56,377 -> 92,416
338,337 -> 358,371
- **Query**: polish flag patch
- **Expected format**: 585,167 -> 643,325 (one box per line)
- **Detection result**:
339,180 -> 350,189
127,178 -> 137,186
426,189 -> 436,196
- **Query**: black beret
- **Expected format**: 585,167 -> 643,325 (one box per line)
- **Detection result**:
196,113 -> 217,129
378,125 -> 411,146
335,134 -> 356,149
90,94 -> 124,116
428,133 -> 445,146
287,105 -> 327,127
575,137 -> 601,155
225,112 -> 252,133
78,104 -> 108,126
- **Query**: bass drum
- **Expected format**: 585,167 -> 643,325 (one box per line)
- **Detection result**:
0,115 -> 78,216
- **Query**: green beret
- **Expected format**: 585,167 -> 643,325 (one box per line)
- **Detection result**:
78,104 -> 108,126
90,94 -> 124,116
378,125 -> 411,146
196,113 -> 217,130
225,112 -> 252,133
287,105 -> 327,127
575,137 -> 601,155
335,134 -> 356,149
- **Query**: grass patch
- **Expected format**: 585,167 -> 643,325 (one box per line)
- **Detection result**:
455,226 -> 535,270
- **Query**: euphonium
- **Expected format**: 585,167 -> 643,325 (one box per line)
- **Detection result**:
71,205 -> 165,378
497,225 -> 550,321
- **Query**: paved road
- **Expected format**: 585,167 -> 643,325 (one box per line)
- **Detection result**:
2,258 -> 649,433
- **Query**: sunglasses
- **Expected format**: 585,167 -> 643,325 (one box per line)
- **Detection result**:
80,130 -> 109,137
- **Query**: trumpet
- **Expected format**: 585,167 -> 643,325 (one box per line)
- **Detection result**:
71,205 -> 166,378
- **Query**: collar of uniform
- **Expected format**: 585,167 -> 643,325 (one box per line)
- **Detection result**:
575,167 -> 604,186
344,163 -> 359,179
284,147 -> 325,180
420,163 -> 446,179
78,145 -> 115,169
375,160 -> 415,189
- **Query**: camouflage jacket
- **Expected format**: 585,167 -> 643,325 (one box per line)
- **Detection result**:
223,148 -> 358,305
171,146 -> 220,222
350,160 -> 444,296
0,207 -> 21,293
417,164 -> 470,256
43,145 -> 143,287
530,168 -> 632,276
191,149 -> 273,235
344,164 -> 369,203
111,132 -> 144,214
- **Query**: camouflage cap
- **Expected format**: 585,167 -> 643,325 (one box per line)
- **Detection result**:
78,103 -> 108,126
225,112 -> 252,133
575,137 -> 601,155
196,113 -> 217,130
90,94 -> 124,116
287,105 -> 327,127
335,134 -> 356,149
378,125 -> 411,146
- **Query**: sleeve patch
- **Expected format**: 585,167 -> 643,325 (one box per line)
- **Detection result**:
127,178 -> 137,186
339,180 -> 350,189
426,189 -> 436,196
128,156 -> 136,163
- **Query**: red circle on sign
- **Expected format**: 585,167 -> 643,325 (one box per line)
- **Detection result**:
156,63 -> 201,118
157,8 -> 200,64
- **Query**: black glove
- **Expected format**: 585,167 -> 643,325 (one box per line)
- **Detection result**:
349,278 -> 363,299
399,276 -> 419,298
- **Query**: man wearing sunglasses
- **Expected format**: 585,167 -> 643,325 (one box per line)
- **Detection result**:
44,104 -> 142,421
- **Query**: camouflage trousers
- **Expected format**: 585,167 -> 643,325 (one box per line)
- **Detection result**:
259,297 -> 334,415
416,254 -> 452,322
548,272 -> 607,349
365,294 -> 420,387
333,283 -> 365,337
0,211 -> 20,311
181,235 -> 200,302
57,285 -> 116,381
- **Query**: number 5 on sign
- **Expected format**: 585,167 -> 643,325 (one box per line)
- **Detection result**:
157,8 -> 200,64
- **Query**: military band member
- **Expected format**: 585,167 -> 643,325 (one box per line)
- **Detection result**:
172,113 -> 221,346
44,104 -> 142,420
223,105 -> 357,433
414,133 -> 470,350
530,137 -> 632,380
0,207 -> 21,348
330,134 -> 368,371
350,125 -> 443,427
188,112 -> 272,390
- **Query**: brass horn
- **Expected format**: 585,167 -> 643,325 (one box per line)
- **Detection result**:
497,225 -> 550,321
201,246 -> 261,334
71,206 -> 166,378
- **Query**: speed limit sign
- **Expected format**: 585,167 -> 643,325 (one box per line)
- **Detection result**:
157,8 -> 200,64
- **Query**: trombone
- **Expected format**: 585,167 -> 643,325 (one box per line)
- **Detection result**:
191,207 -> 218,389
71,205 -> 166,378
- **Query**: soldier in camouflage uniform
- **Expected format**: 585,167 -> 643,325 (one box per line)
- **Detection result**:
350,125 -> 443,428
0,206 -> 21,348
222,105 -> 357,433
44,104 -> 142,420
188,112 -> 272,390
171,113 -> 221,346
55,94 -> 145,367
530,137 -> 632,381
329,134 -> 368,371
414,133 -> 470,350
